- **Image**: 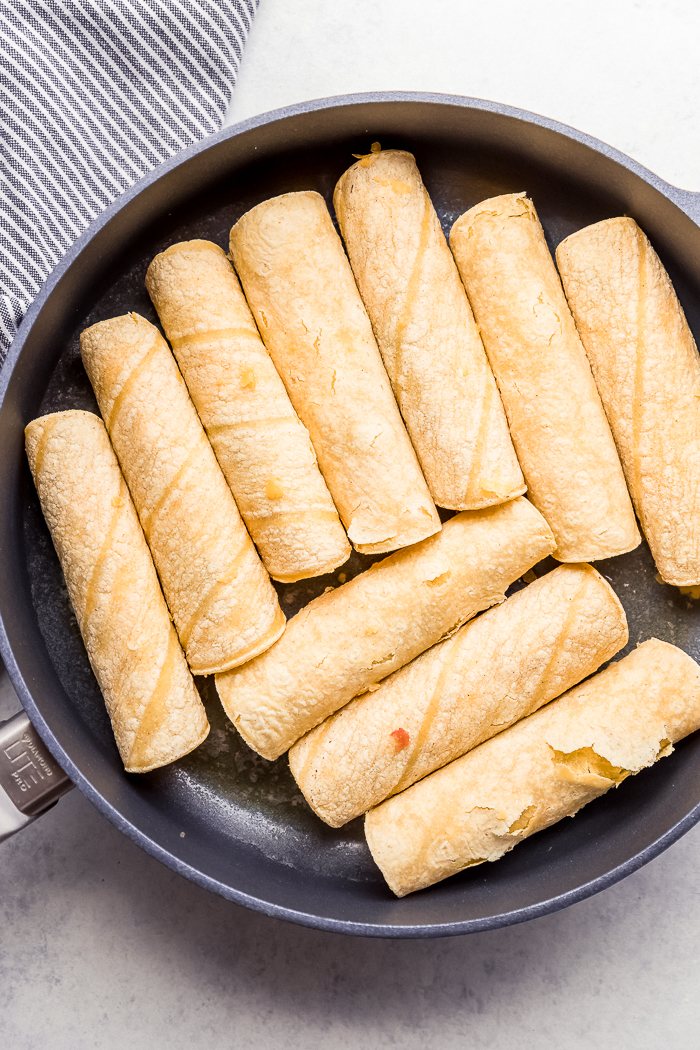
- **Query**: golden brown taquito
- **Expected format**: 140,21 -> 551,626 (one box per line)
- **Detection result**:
290,563 -> 627,826
334,149 -> 524,510
556,217 -> 700,586
366,639 -> 700,897
229,190 -> 441,555
449,193 -> 639,562
25,411 -> 209,773
216,497 -> 555,760
80,313 -> 284,675
145,241 -> 350,582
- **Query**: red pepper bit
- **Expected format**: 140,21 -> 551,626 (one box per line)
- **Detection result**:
390,728 -> 410,751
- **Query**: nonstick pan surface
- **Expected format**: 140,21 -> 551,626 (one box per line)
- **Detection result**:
2,92 -> 700,938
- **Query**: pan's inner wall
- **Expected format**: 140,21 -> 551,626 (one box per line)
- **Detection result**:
6,100 -> 700,933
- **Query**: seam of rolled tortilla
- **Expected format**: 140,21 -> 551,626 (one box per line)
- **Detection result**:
365,638 -> 700,897
228,189 -> 441,555
333,150 -> 525,511
25,410 -> 209,773
80,312 -> 284,675
449,193 -> 640,562
145,240 -> 351,583
556,216 -> 700,587
216,496 -> 555,760
289,562 -> 628,827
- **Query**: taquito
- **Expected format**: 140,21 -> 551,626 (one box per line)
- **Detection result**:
366,639 -> 700,897
449,193 -> 639,562
145,241 -> 350,582
25,411 -> 209,773
229,190 -> 441,555
80,313 -> 284,675
216,496 -> 555,760
334,149 -> 524,510
556,217 -> 700,586
290,563 -> 627,826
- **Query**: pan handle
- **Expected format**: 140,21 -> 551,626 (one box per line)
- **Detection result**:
0,710 -> 73,842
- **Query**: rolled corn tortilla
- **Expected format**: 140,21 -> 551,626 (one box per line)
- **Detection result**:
556,217 -> 700,586
333,149 -> 524,510
80,313 -> 284,675
290,562 -> 627,827
449,193 -> 639,562
25,411 -> 209,773
366,638 -> 700,897
229,190 -> 441,555
216,496 -> 555,760
145,241 -> 351,583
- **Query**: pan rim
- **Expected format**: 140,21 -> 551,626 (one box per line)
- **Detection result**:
2,89 -> 700,937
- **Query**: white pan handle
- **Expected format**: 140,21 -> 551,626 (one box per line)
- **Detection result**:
0,711 -> 73,842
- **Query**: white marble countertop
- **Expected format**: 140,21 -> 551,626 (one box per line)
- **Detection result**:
3,2 -> 700,1046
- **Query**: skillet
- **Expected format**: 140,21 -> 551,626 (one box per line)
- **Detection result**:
2,91 -> 700,938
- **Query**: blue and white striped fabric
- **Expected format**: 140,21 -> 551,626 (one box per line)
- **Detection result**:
0,0 -> 258,363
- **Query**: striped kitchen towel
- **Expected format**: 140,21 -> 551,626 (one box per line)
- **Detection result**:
0,0 -> 259,363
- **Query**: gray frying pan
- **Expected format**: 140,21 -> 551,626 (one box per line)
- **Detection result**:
2,92 -> 700,938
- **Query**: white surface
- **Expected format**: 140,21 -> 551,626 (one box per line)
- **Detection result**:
226,0 -> 700,192
0,779 -> 32,842
4,1 -> 700,1046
